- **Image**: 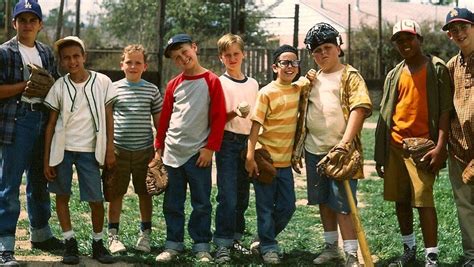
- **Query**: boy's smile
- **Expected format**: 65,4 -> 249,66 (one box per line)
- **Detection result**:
59,45 -> 87,79
393,33 -> 421,59
273,52 -> 299,84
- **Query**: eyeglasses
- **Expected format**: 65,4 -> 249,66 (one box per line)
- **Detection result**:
448,23 -> 471,35
276,60 -> 300,68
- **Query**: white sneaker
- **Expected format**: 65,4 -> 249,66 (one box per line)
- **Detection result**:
108,229 -> 126,254
262,251 -> 280,264
156,249 -> 179,263
250,238 -> 260,255
313,242 -> 342,264
135,229 -> 151,252
195,251 -> 213,262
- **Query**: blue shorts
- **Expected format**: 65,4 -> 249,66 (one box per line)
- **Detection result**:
305,150 -> 358,214
48,151 -> 103,202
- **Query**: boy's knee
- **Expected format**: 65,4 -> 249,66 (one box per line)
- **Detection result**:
88,201 -> 104,210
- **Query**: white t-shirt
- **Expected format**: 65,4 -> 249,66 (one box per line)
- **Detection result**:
18,42 -> 43,104
64,80 -> 96,152
219,74 -> 259,135
305,68 -> 346,154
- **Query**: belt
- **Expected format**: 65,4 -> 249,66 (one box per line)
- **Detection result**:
19,101 -> 47,112
223,131 -> 249,142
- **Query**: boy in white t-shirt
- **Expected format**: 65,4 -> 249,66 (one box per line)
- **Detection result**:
213,33 -> 258,263
43,36 -> 117,265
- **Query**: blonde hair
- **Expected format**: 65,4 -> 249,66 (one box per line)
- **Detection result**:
121,44 -> 147,63
217,33 -> 244,55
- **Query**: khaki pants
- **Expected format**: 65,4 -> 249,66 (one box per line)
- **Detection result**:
448,155 -> 474,259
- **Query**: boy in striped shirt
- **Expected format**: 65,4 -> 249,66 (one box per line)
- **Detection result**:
107,45 -> 163,254
244,45 -> 310,264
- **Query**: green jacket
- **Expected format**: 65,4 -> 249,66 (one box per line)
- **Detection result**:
374,55 -> 453,166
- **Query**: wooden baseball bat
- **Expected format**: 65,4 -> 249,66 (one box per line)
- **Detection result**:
343,180 -> 374,267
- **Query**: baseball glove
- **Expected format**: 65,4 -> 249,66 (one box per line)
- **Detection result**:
462,159 -> 474,184
241,148 -> 277,184
316,141 -> 361,181
402,137 -> 436,171
101,167 -> 120,202
145,158 -> 168,196
24,63 -> 55,98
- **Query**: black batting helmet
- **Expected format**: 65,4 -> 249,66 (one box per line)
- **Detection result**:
304,22 -> 344,57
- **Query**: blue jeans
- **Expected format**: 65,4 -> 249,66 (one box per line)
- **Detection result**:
163,154 -> 212,253
254,167 -> 296,254
214,131 -> 249,247
0,106 -> 53,251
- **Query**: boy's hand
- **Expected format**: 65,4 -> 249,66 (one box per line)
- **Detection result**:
149,150 -> 162,167
291,158 -> 303,174
422,146 -> 447,174
196,148 -> 213,167
44,165 -> 57,181
234,101 -> 250,118
245,157 -> 259,178
305,68 -> 317,84
105,150 -> 116,171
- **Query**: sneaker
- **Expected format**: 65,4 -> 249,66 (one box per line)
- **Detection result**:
313,242 -> 342,264
232,240 -> 251,255
262,251 -> 280,264
92,239 -> 114,264
388,245 -> 416,267
156,249 -> 179,263
196,251 -> 213,262
135,229 -> 151,252
345,252 -> 360,267
463,259 -> 474,267
215,246 -> 231,263
108,229 -> 126,254
31,237 -> 65,252
0,251 -> 19,266
62,238 -> 80,265
249,238 -> 260,255
425,253 -> 438,267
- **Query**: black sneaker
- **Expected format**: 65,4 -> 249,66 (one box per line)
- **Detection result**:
62,238 -> 80,265
31,237 -> 65,252
215,246 -> 231,263
425,253 -> 438,267
0,251 -> 19,266
232,240 -> 251,255
92,239 -> 114,264
389,245 -> 416,267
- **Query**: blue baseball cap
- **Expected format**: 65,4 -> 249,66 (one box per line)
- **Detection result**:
442,8 -> 474,31
164,34 -> 193,58
13,0 -> 43,21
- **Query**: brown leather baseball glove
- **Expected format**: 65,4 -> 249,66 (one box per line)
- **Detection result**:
101,167 -> 119,202
241,148 -> 277,184
24,63 -> 55,98
462,159 -> 474,184
146,158 -> 168,195
402,137 -> 436,171
316,141 -> 361,181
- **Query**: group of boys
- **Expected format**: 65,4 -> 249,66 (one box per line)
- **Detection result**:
0,0 -> 473,267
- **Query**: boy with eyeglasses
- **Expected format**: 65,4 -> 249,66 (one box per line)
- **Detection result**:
374,19 -> 452,267
442,8 -> 474,267
244,44 -> 310,264
297,22 -> 372,266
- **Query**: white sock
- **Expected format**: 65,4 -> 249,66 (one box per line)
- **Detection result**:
323,231 -> 338,245
425,247 -> 439,257
343,239 -> 358,255
62,230 -> 75,241
92,231 -> 103,241
402,233 -> 416,249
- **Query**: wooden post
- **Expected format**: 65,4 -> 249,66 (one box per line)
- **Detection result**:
75,0 -> 80,37
348,4 -> 352,65
56,0 -> 65,40
156,0 -> 166,89
5,0 -> 12,39
377,0 -> 383,79
293,4 -> 299,48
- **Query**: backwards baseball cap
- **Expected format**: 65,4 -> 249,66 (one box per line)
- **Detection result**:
54,36 -> 86,53
272,44 -> 298,64
13,0 -> 42,20
304,22 -> 344,57
164,34 -> 193,58
391,19 -> 422,41
442,8 -> 474,31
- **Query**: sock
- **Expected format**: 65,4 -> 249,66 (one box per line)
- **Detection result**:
425,247 -> 439,257
92,231 -> 103,241
323,231 -> 338,245
62,230 -> 75,241
343,239 -> 358,255
402,233 -> 416,249
140,221 -> 152,232
108,222 -> 119,232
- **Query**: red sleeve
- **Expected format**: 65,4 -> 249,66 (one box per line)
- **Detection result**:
205,73 -> 226,151
154,76 -> 180,150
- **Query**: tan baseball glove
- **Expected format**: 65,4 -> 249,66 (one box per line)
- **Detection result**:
241,148 -> 277,184
101,167 -> 119,202
402,137 -> 436,171
145,158 -> 168,195
24,63 -> 55,98
316,141 -> 361,181
462,159 -> 474,184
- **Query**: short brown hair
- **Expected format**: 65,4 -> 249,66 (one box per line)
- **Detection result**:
217,33 -> 244,55
121,44 -> 147,64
